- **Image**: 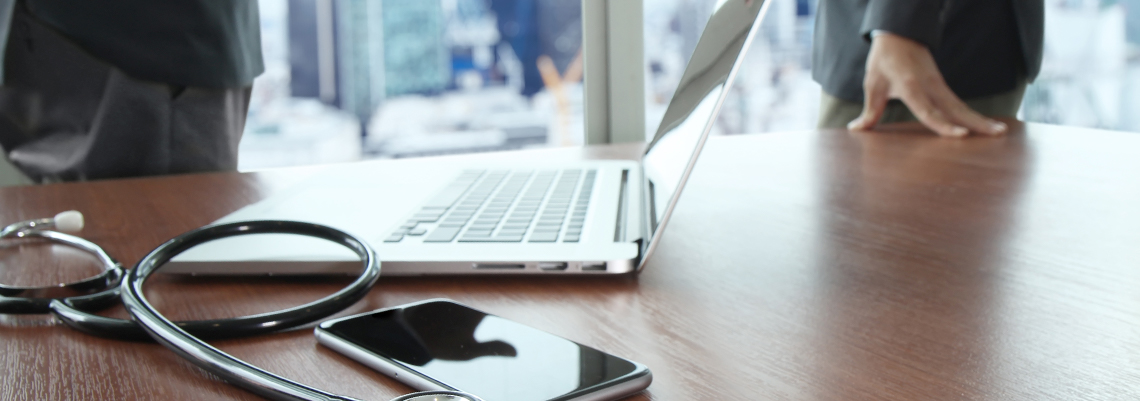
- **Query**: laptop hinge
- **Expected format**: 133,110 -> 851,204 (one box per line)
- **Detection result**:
614,169 -> 629,242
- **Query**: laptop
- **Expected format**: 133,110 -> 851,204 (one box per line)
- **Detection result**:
166,0 -> 770,276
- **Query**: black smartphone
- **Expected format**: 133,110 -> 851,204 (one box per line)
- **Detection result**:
315,299 -> 652,401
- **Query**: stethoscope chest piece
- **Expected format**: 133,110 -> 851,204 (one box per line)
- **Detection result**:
391,391 -> 483,401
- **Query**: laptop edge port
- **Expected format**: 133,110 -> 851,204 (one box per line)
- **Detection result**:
538,262 -> 569,271
581,261 -> 607,271
473,263 -> 526,270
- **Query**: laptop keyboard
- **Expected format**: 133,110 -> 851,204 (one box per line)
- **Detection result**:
384,169 -> 597,243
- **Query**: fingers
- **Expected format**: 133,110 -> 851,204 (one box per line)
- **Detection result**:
854,80 -> 1010,137
855,32 -> 1009,137
929,86 -> 1008,135
897,85 -> 968,137
847,78 -> 889,130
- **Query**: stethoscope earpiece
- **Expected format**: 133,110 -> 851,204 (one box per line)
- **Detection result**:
0,211 -> 122,314
52,210 -> 84,233
1,210 -> 84,238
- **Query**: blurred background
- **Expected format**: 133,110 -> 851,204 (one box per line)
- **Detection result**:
239,0 -> 1140,171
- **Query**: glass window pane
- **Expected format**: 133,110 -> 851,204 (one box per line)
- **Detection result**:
1021,0 -> 1140,132
644,0 -> 821,139
243,0 -> 586,171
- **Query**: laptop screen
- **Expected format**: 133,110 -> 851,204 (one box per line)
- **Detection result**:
639,0 -> 769,264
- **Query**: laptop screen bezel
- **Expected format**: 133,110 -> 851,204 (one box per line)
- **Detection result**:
636,0 -> 771,270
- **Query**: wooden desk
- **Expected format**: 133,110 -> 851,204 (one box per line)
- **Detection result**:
3,122 -> 1140,400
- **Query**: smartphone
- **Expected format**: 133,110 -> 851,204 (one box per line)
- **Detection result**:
315,299 -> 652,401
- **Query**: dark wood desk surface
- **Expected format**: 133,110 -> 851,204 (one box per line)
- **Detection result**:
4,122 -> 1140,400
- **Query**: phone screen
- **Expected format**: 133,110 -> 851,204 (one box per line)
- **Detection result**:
320,300 -> 645,401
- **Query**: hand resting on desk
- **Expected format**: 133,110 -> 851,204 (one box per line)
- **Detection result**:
846,32 -> 1010,138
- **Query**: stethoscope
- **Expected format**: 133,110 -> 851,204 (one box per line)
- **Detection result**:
1,212 -> 483,401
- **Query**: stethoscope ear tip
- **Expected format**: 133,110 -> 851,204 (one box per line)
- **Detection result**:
53,210 -> 84,233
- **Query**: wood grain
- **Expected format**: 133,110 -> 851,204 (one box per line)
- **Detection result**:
4,124 -> 1140,400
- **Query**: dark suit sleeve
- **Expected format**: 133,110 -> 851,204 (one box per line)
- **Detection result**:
859,0 -> 947,49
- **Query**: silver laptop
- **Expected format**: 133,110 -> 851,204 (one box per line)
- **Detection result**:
167,0 -> 769,276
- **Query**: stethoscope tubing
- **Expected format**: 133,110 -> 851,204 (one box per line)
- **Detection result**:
4,218 -> 481,401
120,220 -> 381,401
48,221 -> 380,341
0,229 -> 124,314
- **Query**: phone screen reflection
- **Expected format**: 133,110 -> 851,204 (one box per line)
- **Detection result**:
323,301 -> 639,401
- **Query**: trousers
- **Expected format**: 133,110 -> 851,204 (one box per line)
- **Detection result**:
0,7 -> 250,184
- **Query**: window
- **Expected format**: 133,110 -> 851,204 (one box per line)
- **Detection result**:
243,0 -> 1140,170
242,0 -> 586,170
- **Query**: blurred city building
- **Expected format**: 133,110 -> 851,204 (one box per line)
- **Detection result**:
241,0 -> 585,170
1022,0 -> 1140,132
241,0 -> 1140,171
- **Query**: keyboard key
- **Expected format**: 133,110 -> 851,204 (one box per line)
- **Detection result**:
384,234 -> 404,242
423,190 -> 468,209
563,235 -> 580,242
400,168 -> 597,245
460,235 -> 523,242
411,214 -> 441,222
528,232 -> 558,242
424,227 -> 462,242
498,228 -> 527,236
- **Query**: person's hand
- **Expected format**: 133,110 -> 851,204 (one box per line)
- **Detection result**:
847,32 -> 1008,137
